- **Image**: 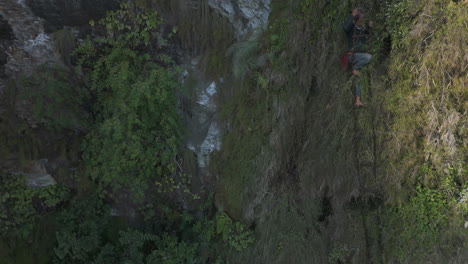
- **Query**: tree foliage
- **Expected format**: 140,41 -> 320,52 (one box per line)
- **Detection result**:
0,172 -> 71,240
0,3 -> 257,263
0,173 -> 37,239
53,196 -> 107,263
76,3 -> 182,201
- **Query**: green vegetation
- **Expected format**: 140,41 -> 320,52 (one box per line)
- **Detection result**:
386,185 -> 448,261
216,213 -> 254,251
1,0 -> 466,263
76,2 -> 183,201
0,172 -> 70,240
0,172 -> 71,263
1,3 -> 254,263
213,0 -> 467,263
227,30 -> 263,80
0,173 -> 39,239
19,65 -> 89,131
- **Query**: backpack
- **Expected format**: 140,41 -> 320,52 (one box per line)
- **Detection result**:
341,52 -> 353,71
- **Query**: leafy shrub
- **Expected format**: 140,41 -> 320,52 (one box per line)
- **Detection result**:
268,17 -> 289,59
91,2 -> 162,48
384,185 -> 449,261
77,3 -> 183,201
0,173 -> 37,239
216,213 -> 254,251
0,173 -> 71,240
383,0 -> 414,49
82,59 -> 182,201
328,244 -> 351,264
53,196 -> 108,263
143,232 -> 199,264
54,203 -> 201,264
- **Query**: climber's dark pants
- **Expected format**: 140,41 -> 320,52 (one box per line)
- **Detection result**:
349,53 -> 372,96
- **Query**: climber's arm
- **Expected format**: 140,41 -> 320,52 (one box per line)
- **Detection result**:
343,15 -> 355,33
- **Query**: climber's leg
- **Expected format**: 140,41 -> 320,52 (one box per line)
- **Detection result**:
354,77 -> 365,107
355,79 -> 361,97
351,53 -> 372,76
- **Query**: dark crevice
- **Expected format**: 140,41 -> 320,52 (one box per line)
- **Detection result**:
25,0 -> 120,32
318,195 -> 332,223
361,207 -> 372,264
306,75 -> 318,101
0,15 -> 14,78
0,15 -> 14,40
381,35 -> 392,56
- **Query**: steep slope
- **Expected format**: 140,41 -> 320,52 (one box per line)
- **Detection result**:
0,0 -> 466,263
213,0 -> 467,263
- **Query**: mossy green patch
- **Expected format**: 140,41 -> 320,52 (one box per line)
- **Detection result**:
213,82 -> 272,217
214,0 -> 467,262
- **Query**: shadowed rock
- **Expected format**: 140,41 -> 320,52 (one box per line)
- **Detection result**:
25,0 -> 119,32
24,173 -> 56,189
12,159 -> 56,189
208,0 -> 270,38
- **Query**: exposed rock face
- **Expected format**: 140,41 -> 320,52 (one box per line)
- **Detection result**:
13,159 -> 57,189
0,0 -> 60,128
0,0 -> 119,79
183,62 -> 221,171
0,0 -> 266,197
191,81 -> 221,169
0,0 -> 117,124
25,173 -> 57,189
208,0 -> 270,38
178,59 -> 222,211
0,0 -> 58,78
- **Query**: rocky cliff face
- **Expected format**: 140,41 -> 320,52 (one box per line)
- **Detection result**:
1,0 -> 466,263
0,0 -> 270,193
0,0 -> 57,78
0,0 -> 59,133
208,0 -> 270,38
0,0 -> 118,187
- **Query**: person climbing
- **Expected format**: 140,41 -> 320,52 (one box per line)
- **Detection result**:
343,8 -> 373,107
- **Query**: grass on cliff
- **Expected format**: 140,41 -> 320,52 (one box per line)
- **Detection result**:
213,0 -> 467,263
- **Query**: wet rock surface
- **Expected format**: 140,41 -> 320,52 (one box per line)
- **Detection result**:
0,0 -> 58,78
182,60 -> 222,173
208,0 -> 270,38
12,159 -> 57,189
0,0 -> 60,128
176,58 -> 223,211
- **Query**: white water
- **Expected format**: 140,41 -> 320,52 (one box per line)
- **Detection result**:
184,69 -> 222,170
